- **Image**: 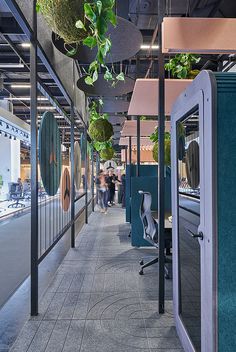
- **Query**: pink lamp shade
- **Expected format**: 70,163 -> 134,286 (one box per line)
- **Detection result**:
162,17 -> 236,54
128,79 -> 192,116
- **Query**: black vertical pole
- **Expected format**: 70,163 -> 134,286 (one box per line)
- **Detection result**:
158,0 -> 166,314
85,128 -> 88,224
136,116 -> 140,177
91,146 -> 95,211
129,136 -> 132,165
30,0 -> 38,316
70,108 -> 75,248
125,147 -> 128,166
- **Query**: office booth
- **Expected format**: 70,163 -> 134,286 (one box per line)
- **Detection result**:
171,70 -> 236,352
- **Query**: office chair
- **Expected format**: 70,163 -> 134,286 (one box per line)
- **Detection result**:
138,190 -> 172,278
8,183 -> 25,208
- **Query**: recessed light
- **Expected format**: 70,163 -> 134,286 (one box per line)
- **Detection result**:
21,43 -> 31,48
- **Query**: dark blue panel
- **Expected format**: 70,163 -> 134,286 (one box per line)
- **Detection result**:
125,165 -> 158,222
130,168 -> 171,247
215,73 -> 236,352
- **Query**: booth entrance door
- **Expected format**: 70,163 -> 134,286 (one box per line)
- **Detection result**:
177,109 -> 202,352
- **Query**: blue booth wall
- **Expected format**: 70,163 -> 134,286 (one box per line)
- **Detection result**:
125,165 -> 157,223
130,168 -> 171,247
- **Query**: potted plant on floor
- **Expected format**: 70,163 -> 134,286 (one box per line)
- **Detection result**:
37,0 -> 124,86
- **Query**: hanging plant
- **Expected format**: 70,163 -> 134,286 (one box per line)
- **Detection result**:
89,99 -> 108,122
93,140 -> 112,152
100,146 -> 114,160
151,129 -> 171,165
89,118 -> 113,142
165,54 -> 200,79
37,0 -> 125,86
153,139 -> 171,166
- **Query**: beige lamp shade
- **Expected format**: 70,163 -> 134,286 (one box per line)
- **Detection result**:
119,136 -> 154,146
162,17 -> 236,54
128,79 -> 192,116
121,148 -> 155,163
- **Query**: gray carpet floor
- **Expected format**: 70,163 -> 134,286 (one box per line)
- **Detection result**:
10,206 -> 183,352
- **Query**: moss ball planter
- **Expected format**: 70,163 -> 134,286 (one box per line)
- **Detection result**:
89,118 -> 113,143
153,139 -> 171,166
37,0 -> 87,44
100,147 -> 114,161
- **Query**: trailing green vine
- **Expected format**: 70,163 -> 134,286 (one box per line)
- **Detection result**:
37,0 -> 125,86
165,54 -> 200,79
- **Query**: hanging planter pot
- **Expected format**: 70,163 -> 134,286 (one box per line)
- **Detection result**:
77,74 -> 135,97
37,0 -> 87,44
89,118 -> 113,143
52,16 -> 143,63
100,147 -> 115,161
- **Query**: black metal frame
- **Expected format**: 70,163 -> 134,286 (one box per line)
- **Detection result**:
157,0 -> 166,314
15,1 -> 92,316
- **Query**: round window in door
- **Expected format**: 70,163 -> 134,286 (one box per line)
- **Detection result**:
185,140 -> 200,189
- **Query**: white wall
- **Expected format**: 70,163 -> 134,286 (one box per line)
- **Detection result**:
0,135 -> 21,198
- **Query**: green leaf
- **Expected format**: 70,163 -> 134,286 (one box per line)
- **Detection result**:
88,60 -> 99,73
105,9 -> 117,26
66,46 -> 78,57
116,72 -> 125,81
104,70 -> 113,81
98,99 -> 104,106
92,69 -> 98,83
75,20 -> 86,31
96,1 -> 103,15
83,36 -> 97,48
96,16 -> 108,36
100,38 -> 111,57
97,49 -> 105,64
36,2 -> 41,12
85,76 -> 94,86
84,3 -> 96,23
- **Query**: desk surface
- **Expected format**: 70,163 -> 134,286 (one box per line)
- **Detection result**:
151,211 -> 172,229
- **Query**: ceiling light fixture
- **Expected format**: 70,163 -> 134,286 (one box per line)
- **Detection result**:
21,43 -> 31,48
11,84 -> 31,89
37,106 -> 56,110
0,63 -> 24,68
140,44 -> 159,50
4,96 -> 48,101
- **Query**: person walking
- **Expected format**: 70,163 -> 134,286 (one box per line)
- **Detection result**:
96,170 -> 108,214
106,169 -> 120,206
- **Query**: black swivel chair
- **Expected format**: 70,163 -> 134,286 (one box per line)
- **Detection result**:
8,183 -> 25,208
138,190 -> 172,278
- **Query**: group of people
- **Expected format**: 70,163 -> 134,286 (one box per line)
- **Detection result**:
96,168 -> 120,214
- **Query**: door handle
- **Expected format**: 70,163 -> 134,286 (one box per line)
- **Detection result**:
186,228 -> 204,240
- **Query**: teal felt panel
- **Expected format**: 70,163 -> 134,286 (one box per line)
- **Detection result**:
125,165 -> 157,222
39,111 -> 62,196
130,168 -> 171,247
215,73 -> 236,352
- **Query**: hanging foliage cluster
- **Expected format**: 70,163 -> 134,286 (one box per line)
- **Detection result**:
165,54 -> 200,79
88,100 -> 113,143
151,129 -> 171,166
37,0 -> 125,86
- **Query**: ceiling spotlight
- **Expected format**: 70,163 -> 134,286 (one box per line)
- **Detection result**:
9,135 -> 12,139
4,133 -> 7,137
140,44 -> 159,50
0,121 -> 2,126
14,136 -> 16,141
0,131 -> 2,135
6,124 -> 9,129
